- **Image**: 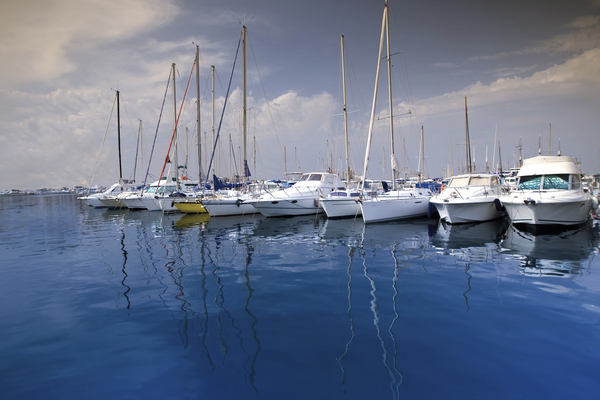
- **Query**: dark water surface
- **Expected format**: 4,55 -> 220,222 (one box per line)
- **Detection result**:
1,194 -> 600,399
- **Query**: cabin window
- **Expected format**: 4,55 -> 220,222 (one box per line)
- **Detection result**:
330,192 -> 347,197
543,174 -> 569,190
571,174 -> 581,190
308,174 -> 322,181
298,174 -> 309,181
490,176 -> 498,185
449,177 -> 469,187
518,176 -> 542,190
469,177 -> 489,186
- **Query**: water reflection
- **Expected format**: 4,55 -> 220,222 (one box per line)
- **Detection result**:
501,221 -> 600,278
430,218 -> 510,250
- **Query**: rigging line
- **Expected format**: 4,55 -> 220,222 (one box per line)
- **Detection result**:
203,30 -> 243,189
87,93 -> 117,194
246,29 -> 285,163
158,59 -> 197,188
142,67 -> 172,191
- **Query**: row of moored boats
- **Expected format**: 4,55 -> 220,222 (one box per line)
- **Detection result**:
80,154 -> 600,231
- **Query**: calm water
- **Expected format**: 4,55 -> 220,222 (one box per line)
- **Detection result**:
1,194 -> 600,399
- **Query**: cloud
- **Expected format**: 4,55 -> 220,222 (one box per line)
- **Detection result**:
412,48 -> 600,120
0,0 -> 178,88
467,14 -> 600,62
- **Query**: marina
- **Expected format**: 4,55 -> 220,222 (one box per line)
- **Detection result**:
2,193 -> 600,399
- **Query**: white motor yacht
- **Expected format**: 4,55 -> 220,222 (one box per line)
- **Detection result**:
499,155 -> 593,228
430,173 -> 506,224
246,172 -> 344,217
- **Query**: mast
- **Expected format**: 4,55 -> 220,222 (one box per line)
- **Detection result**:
211,65 -> 215,178
385,0 -> 396,190
242,25 -> 250,179
548,123 -> 551,156
117,90 -> 123,181
465,96 -> 472,173
172,63 -> 178,190
359,1 -> 387,195
341,34 -> 351,182
195,45 -> 202,183
420,125 -> 424,181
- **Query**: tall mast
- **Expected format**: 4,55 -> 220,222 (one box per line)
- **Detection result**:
385,0 -> 396,190
465,96 -> 472,173
116,90 -> 123,181
420,125 -> 424,181
242,25 -> 249,179
359,0 -> 386,194
172,63 -> 178,189
195,45 -> 202,183
211,65 -> 215,178
341,34 -> 351,182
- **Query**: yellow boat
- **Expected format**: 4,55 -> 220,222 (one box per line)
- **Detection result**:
173,199 -> 208,214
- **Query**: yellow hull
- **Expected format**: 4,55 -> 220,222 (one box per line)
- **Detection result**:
173,201 -> 208,214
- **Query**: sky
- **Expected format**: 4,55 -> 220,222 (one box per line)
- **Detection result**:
1,0 -> 599,191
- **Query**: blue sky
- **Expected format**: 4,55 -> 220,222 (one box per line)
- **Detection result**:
1,0 -> 599,190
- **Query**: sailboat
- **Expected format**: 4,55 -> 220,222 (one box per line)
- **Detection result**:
358,0 -> 432,223
320,34 -> 363,219
88,90 -> 137,209
139,62 -> 201,212
176,26 -> 256,216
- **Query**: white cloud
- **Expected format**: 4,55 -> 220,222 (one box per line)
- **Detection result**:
0,0 -> 178,88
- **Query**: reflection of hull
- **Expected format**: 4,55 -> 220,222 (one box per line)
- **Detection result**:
431,218 -> 509,249
360,190 -> 431,223
501,222 -> 598,262
320,197 -> 362,219
173,200 -> 208,214
175,213 -> 211,228
252,214 -> 326,237
432,199 -> 505,224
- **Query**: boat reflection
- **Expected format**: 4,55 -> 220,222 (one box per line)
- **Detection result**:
174,212 -> 210,229
430,218 -> 509,250
501,221 -> 600,278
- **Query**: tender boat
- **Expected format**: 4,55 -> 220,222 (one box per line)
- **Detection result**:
430,173 -> 506,224
499,155 -> 593,229
246,172 -> 344,217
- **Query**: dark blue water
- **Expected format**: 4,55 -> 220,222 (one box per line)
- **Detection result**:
1,194 -> 600,399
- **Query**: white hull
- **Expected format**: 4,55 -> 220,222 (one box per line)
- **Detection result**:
202,197 -> 257,217
430,173 -> 505,224
123,195 -> 146,210
432,199 -> 505,224
99,196 -> 127,209
248,197 -> 322,217
157,196 -> 182,213
502,194 -> 591,226
320,197 -> 362,219
248,172 -> 344,217
360,189 -> 431,223
140,195 -> 162,211
81,195 -> 105,208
